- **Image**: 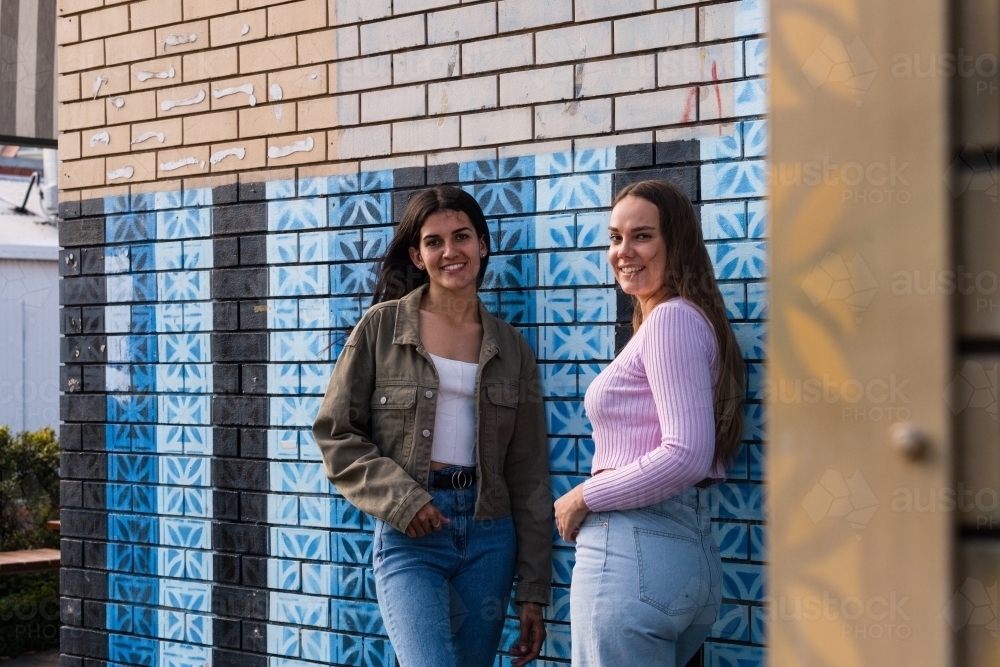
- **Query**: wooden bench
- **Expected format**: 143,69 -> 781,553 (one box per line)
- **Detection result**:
0,549 -> 61,576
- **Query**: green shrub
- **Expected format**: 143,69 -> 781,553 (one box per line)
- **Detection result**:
0,572 -> 60,657
0,426 -> 60,551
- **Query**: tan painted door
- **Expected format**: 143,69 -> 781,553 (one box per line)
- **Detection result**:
769,0 -> 954,665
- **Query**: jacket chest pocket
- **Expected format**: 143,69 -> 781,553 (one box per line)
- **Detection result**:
481,382 -> 519,473
370,385 -> 418,466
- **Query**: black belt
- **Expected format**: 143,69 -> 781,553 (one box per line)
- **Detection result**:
430,467 -> 477,490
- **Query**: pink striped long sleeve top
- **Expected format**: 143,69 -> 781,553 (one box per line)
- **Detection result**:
582,298 -> 724,511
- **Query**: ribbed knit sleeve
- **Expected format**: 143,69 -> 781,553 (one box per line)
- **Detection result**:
582,302 -> 717,511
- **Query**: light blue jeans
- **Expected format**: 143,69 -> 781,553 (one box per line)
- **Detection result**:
571,486 -> 722,666
372,482 -> 516,667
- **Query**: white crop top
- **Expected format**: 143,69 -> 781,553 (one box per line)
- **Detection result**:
428,353 -> 478,467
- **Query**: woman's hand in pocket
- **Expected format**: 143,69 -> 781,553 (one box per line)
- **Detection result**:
554,483 -> 590,543
405,502 -> 450,537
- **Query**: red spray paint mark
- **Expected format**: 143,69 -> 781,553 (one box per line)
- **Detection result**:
681,87 -> 698,123
711,62 -> 723,118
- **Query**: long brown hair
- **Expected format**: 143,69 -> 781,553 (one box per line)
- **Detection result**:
371,186 -> 491,305
614,180 -> 746,470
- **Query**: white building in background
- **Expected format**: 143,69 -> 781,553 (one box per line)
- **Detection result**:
0,174 -> 59,432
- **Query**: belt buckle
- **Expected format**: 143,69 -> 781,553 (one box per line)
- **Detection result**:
451,470 -> 473,489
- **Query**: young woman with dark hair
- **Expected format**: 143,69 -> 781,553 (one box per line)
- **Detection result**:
553,180 -> 746,666
313,186 -> 552,667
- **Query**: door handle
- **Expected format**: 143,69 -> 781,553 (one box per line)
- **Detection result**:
888,422 -> 929,461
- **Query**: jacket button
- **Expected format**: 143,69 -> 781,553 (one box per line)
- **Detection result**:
422,429 -> 431,437
425,390 -> 433,398
380,397 -> 387,404
417,476 -> 424,483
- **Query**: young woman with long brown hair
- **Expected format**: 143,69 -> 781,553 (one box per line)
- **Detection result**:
553,180 -> 745,665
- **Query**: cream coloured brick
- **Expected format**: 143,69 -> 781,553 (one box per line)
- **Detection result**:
393,116 -> 460,153
500,66 -> 573,106
132,117 -> 184,149
131,0 -> 184,31
575,0 -> 653,21
268,66 -> 328,101
81,124 -> 130,157
428,75 -> 496,115
82,65 -> 131,97
183,172 -> 238,191
209,138 -> 266,171
240,0 -> 291,8
210,10 -> 266,46
59,132 -> 82,161
614,87 -> 693,130
298,94 -> 359,131
426,146 -> 495,167
330,55 -> 391,92
157,146 -> 210,178
268,0 -> 327,36
298,161 -> 358,181
499,0 -> 571,32
427,3 -> 496,45
535,99 -> 612,138
393,45 -> 459,85
535,23 -> 611,64
461,108 -> 532,146
58,74 -> 81,102
267,132 -> 326,166
361,84 -> 425,123
59,189 -> 81,204
130,56 -> 184,90
614,9 -> 695,53
701,79 -> 765,120
210,74 -> 267,110
106,30 -> 157,66
239,103 -> 297,137
361,154 -> 424,173
239,36 -> 297,73
700,1 -> 764,41
60,157 -> 106,190
59,40 -> 105,73
328,124 -> 391,159
57,16 -> 79,45
183,111 -> 238,144
60,99 -> 105,131
395,0 -> 459,14
80,6 -> 129,40
658,42 -> 743,87
329,0 -> 392,25
107,152 -> 158,184
107,91 -> 159,124
182,47 -> 239,81
156,21 -> 210,55
184,0 -> 238,20
577,55 -> 655,97
298,27 -> 358,64
462,34 -> 532,74
360,15 -> 425,55
58,0 -> 103,16
156,83 -> 210,117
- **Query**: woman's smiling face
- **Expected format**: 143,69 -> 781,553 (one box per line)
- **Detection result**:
608,195 -> 669,304
408,209 -> 487,294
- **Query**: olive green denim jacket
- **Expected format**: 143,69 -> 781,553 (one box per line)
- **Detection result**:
312,285 -> 553,605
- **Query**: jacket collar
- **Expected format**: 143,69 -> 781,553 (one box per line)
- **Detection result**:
392,284 -> 502,358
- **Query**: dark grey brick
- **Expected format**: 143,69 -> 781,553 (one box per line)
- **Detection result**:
60,276 -> 107,306
212,203 -> 267,235
213,268 -> 267,299
618,142 -> 655,168
214,237 -> 240,268
427,162 -> 459,185
212,333 -> 267,362
61,395 -> 106,422
61,336 -> 107,363
239,235 -> 267,265
655,139 -> 700,165
59,218 -> 105,247
60,249 -> 81,276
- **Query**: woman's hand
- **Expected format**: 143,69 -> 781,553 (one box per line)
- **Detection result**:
405,501 -> 450,537
554,483 -> 590,543
509,602 -> 545,666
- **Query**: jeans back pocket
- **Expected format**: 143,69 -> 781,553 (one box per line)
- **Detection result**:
634,528 -> 710,615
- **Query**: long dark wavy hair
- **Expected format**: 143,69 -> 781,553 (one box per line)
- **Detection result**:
614,180 -> 746,470
371,186 -> 491,305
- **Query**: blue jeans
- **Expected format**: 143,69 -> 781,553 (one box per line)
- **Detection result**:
372,482 -> 516,667
571,486 -> 722,666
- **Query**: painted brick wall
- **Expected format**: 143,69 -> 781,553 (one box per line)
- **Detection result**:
56,1 -> 767,666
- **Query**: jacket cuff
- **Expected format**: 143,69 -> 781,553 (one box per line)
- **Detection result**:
513,582 -> 551,606
387,486 -> 434,533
